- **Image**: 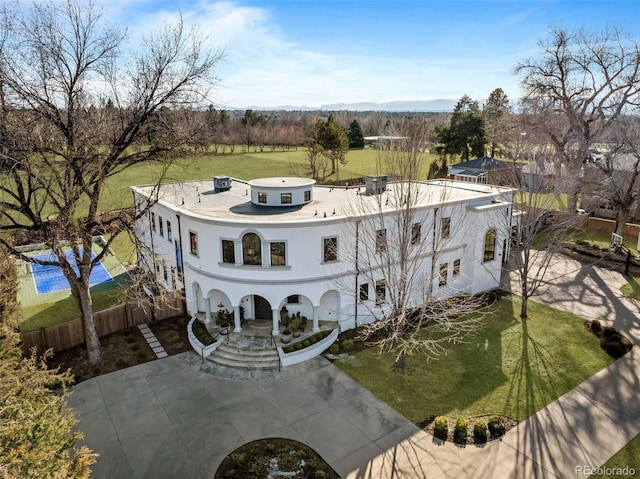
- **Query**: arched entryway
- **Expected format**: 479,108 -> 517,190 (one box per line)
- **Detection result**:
254,295 -> 271,320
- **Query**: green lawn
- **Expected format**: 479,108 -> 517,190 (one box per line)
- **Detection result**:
97,148 -> 439,212
335,295 -> 612,424
18,289 -> 123,332
590,433 -> 640,478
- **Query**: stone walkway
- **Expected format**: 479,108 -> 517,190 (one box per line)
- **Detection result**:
137,323 -> 168,359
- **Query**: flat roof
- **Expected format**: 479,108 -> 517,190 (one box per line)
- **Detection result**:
248,177 -> 315,188
132,178 -> 513,224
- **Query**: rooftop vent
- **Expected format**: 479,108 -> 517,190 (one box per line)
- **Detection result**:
213,176 -> 231,192
363,175 -> 387,195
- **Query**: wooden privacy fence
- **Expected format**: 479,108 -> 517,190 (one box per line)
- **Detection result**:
20,293 -> 184,356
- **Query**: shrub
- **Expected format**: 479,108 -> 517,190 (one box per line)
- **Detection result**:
115,358 -> 129,368
296,449 -> 307,459
294,343 -> 303,350
310,336 -> 317,344
473,420 -> 488,443
454,417 -> 468,443
230,453 -> 245,466
601,326 -> 618,339
488,416 -> 506,438
433,416 -> 449,441
192,320 -> 215,346
342,339 -> 354,351
224,469 -> 236,478
125,336 -> 135,343
590,319 -> 602,333
604,341 -> 624,359
302,340 -> 311,347
315,471 -> 326,479
305,459 -> 317,471
329,344 -> 339,354
265,443 -> 275,453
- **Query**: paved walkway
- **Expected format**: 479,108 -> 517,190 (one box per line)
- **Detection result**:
68,255 -> 640,478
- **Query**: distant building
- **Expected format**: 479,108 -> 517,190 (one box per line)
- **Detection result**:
448,156 -> 513,185
132,176 -> 514,336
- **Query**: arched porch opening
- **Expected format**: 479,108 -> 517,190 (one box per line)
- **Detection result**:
319,290 -> 340,325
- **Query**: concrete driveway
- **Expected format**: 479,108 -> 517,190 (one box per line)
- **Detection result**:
67,354 -> 420,479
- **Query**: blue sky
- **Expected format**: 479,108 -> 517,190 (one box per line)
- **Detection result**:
101,0 -> 640,109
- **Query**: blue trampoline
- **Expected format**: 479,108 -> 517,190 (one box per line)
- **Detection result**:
31,249 -> 114,295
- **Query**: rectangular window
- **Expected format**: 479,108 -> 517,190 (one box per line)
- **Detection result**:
439,263 -> 448,287
170,267 -> 176,289
270,241 -> 286,266
376,229 -> 387,253
441,217 -> 451,239
304,190 -> 311,202
189,231 -> 198,256
222,240 -> 235,264
151,212 -> 156,232
158,216 -> 164,237
167,221 -> 172,240
154,256 -> 160,274
258,192 -> 267,204
411,223 -> 421,245
287,295 -> 300,304
323,237 -> 338,262
453,259 -> 461,276
281,192 -> 292,204
375,280 -> 386,305
359,283 -> 369,301
162,260 -> 168,281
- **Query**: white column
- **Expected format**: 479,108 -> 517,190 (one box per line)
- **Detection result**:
272,308 -> 280,336
312,305 -> 320,332
204,297 -> 212,324
233,305 -> 242,333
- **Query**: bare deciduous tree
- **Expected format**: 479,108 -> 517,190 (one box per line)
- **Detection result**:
335,118 -> 508,362
583,115 -> 640,235
515,26 -> 640,213
0,0 -> 223,365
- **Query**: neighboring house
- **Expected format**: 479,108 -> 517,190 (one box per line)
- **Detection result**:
582,153 -> 640,222
132,176 -> 514,336
448,156 -> 513,185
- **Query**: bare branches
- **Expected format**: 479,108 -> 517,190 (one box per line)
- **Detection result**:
0,0 -> 222,364
515,26 -> 640,212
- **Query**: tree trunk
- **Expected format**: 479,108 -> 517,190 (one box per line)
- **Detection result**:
77,284 -> 102,365
566,187 -> 579,214
520,272 -> 528,319
615,207 -> 630,236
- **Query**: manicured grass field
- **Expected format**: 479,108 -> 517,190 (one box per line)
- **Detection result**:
334,295 -> 612,424
97,147 -> 439,212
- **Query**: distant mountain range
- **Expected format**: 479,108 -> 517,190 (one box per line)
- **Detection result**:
242,99 -> 457,112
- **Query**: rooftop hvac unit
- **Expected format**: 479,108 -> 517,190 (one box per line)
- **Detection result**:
213,176 -> 231,192
363,175 -> 387,195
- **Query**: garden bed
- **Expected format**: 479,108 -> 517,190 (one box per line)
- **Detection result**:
215,437 -> 340,479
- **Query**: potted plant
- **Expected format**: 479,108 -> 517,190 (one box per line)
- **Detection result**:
299,315 -> 308,332
280,306 -> 292,343
291,317 -> 301,338
216,303 -> 231,328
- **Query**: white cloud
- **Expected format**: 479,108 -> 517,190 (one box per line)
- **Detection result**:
101,0 -> 523,108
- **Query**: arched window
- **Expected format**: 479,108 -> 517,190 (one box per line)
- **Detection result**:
483,229 -> 496,262
242,233 -> 262,265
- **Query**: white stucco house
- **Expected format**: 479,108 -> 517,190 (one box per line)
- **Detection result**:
131,176 -> 514,337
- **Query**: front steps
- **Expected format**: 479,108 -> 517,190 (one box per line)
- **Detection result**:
207,340 -> 280,370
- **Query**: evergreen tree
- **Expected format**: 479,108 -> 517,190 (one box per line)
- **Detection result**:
0,254 -> 96,478
308,114 -> 349,176
435,95 -> 486,161
348,119 -> 365,148
483,88 -> 512,158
